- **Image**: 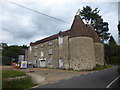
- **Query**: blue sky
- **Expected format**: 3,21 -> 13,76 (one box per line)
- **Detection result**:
1,0 -> 119,45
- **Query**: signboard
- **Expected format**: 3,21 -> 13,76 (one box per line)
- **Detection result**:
18,55 -> 24,63
21,61 -> 27,69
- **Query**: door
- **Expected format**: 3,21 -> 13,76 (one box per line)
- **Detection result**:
59,59 -> 64,68
40,60 -> 46,67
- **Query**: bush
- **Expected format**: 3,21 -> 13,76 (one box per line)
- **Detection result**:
2,56 -> 11,65
109,56 -> 120,65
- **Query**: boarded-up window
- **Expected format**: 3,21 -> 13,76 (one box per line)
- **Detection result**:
34,52 -> 37,56
58,37 -> 63,46
29,46 -> 32,51
48,49 -> 53,55
48,41 -> 53,46
48,58 -> 52,65
41,51 -> 44,57
41,44 -> 43,48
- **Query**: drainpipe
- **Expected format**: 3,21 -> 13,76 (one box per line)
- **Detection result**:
68,36 -> 70,69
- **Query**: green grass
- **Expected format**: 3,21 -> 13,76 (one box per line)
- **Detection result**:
93,64 -> 113,71
2,70 -> 36,89
2,77 -> 35,89
2,70 -> 27,78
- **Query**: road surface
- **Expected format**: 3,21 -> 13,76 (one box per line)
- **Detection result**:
30,66 -> 120,88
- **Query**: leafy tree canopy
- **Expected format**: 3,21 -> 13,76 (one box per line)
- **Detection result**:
2,45 -> 28,65
80,6 -> 110,43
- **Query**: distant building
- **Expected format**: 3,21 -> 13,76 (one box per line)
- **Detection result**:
18,49 -> 26,63
25,15 -> 104,70
0,43 -> 7,50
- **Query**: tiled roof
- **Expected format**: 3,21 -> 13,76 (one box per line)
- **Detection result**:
87,24 -> 101,42
30,30 -> 70,46
30,15 -> 101,46
70,15 -> 90,37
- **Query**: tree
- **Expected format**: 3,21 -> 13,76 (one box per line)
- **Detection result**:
104,36 -> 120,64
80,6 -> 110,43
2,45 -> 28,65
118,21 -> 120,34
118,21 -> 120,44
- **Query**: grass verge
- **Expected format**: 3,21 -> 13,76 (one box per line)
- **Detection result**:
2,70 -> 26,78
2,69 -> 36,89
93,64 -> 113,71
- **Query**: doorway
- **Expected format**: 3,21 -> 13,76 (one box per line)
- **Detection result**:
40,60 -> 46,67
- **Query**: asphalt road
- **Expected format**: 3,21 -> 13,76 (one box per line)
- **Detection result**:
31,66 -> 120,88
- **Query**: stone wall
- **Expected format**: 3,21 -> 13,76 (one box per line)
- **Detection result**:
26,36 -> 69,69
58,36 -> 69,69
28,39 -> 59,68
25,36 -> 104,70
69,36 -> 96,70
94,43 -> 104,65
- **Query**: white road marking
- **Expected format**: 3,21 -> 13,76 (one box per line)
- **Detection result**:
106,75 -> 120,88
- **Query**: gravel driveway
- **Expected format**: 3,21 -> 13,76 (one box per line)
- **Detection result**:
2,66 -> 91,86
17,68 -> 90,86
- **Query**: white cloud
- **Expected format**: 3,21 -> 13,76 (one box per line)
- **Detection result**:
1,0 -> 119,45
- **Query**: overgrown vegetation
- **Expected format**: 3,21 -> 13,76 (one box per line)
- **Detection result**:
105,36 -> 120,65
2,45 -> 28,65
2,70 -> 35,89
93,64 -> 112,71
2,70 -> 26,78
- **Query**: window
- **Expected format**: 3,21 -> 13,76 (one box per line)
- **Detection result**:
58,37 -> 63,45
35,46 -> 38,49
48,41 -> 53,46
48,58 -> 52,65
29,46 -> 32,51
48,49 -> 53,55
41,51 -> 44,57
41,44 -> 43,48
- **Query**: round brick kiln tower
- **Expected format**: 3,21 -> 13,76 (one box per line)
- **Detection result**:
87,25 -> 104,65
69,15 -> 96,70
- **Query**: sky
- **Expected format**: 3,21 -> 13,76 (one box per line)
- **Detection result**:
1,0 -> 119,46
